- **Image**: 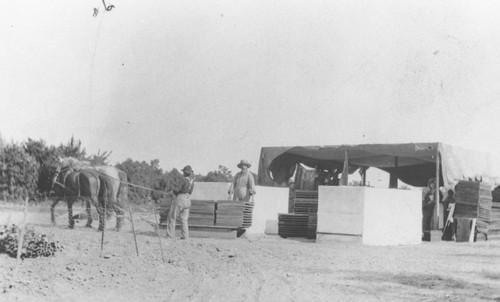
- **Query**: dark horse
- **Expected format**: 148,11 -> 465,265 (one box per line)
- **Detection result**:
94,165 -> 128,231
38,163 -> 100,229
39,159 -> 129,231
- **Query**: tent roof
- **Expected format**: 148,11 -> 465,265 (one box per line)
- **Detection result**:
257,142 -> 499,188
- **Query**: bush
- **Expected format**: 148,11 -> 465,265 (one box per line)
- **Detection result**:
0,144 -> 39,200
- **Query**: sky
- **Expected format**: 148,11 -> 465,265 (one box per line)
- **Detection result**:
2,0 -> 500,179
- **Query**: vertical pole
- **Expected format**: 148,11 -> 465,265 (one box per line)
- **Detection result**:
17,197 -> 29,264
340,150 -> 349,186
153,205 -> 165,263
100,197 -> 105,258
361,168 -> 367,186
389,157 -> 399,188
129,206 -> 139,256
436,149 -> 440,226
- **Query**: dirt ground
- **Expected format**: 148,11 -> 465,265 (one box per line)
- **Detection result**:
1,203 -> 500,302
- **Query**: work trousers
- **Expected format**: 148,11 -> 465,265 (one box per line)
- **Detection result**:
166,194 -> 191,239
422,210 -> 433,242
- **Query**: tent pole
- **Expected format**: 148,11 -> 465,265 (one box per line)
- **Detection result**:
436,149 -> 440,226
389,157 -> 399,188
340,150 -> 349,186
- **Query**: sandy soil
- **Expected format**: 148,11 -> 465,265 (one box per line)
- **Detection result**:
1,204 -> 500,302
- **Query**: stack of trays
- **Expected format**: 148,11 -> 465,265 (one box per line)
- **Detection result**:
488,187 -> 500,240
242,202 -> 254,228
278,213 -> 309,238
189,200 -> 216,225
159,199 -> 215,226
454,181 -> 492,234
294,199 -> 318,215
215,201 -> 244,227
293,190 -> 318,238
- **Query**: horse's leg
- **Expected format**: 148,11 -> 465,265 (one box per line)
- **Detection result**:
115,198 -> 124,231
85,197 -> 93,228
51,199 -> 59,225
67,197 -> 75,229
97,189 -> 106,232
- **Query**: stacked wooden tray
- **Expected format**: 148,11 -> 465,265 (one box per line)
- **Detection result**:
242,202 -> 254,228
159,199 -> 215,226
454,181 -> 492,234
292,190 -> 318,239
489,186 -> 500,240
278,213 -> 310,238
215,201 -> 244,227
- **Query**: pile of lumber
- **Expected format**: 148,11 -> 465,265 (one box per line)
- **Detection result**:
242,202 -> 254,228
287,190 -> 317,239
294,190 -> 318,215
159,199 -> 254,229
278,214 -> 310,238
159,199 -> 215,226
215,201 -> 255,228
489,187 -> 500,240
454,181 -> 492,235
215,201 -> 244,227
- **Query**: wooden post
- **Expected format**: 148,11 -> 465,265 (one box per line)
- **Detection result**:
340,150 -> 349,186
129,206 -> 139,256
361,167 -> 367,186
436,149 -> 440,227
153,205 -> 165,263
100,198 -> 105,258
17,197 -> 29,264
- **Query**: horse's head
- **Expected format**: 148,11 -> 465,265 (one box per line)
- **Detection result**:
38,163 -> 62,195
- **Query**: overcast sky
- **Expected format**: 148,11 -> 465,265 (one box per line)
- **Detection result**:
2,0 -> 500,176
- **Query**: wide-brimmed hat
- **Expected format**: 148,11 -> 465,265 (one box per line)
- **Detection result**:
237,160 -> 251,168
182,165 -> 194,174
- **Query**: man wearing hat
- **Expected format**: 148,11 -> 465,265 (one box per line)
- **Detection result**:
228,160 -> 256,202
166,165 -> 195,239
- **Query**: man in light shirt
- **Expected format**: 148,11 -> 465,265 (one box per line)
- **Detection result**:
228,160 -> 256,202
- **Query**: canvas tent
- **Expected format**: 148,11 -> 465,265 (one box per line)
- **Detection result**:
258,142 -> 500,190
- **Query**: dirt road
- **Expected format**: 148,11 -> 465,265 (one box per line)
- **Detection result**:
1,204 -> 500,301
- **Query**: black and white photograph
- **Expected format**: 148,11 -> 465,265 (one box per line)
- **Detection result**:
1,1 -> 500,301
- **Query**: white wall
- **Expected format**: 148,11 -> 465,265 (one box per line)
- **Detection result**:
317,186 -> 365,235
317,186 -> 422,246
246,186 -> 289,234
362,188 -> 422,246
191,182 -> 231,200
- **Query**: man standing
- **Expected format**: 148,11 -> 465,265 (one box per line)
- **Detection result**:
229,160 -> 256,202
422,178 -> 441,241
166,165 -> 194,239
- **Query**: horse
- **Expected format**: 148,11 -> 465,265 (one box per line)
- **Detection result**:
38,163 -> 100,229
94,165 -> 128,231
59,157 -> 128,231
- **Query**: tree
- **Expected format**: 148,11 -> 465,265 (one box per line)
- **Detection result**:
87,149 -> 112,166
196,165 -> 233,182
23,138 -> 59,167
116,158 -> 166,203
0,143 -> 39,200
57,136 -> 86,159
0,132 -> 5,151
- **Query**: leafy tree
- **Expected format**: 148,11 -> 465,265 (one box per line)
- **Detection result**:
23,138 -> 59,167
57,136 -> 86,159
116,158 -> 166,203
0,143 -> 39,200
196,165 -> 233,182
0,132 -> 5,151
87,149 -> 112,166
